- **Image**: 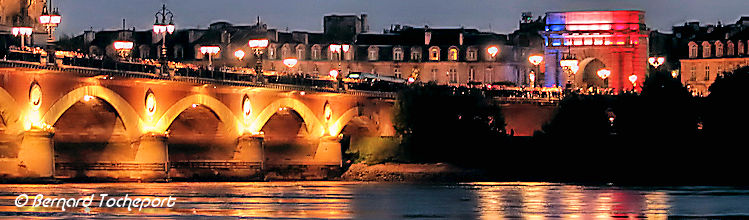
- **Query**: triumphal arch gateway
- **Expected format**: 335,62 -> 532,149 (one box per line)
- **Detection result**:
543,10 -> 649,91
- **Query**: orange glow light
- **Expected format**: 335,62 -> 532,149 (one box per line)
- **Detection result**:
283,58 -> 298,68
487,46 -> 499,57
528,55 -> 544,66
597,68 -> 611,80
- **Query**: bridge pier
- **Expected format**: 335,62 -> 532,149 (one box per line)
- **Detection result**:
234,134 -> 264,168
17,130 -> 55,178
314,136 -> 343,166
133,133 -> 169,180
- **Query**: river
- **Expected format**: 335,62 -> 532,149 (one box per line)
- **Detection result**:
1,182 -> 748,219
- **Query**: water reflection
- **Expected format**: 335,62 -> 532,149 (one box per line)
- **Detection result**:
1,182 -> 748,219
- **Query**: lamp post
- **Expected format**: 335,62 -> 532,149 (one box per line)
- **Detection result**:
283,58 -> 298,75
249,39 -> 269,83
560,54 -> 579,89
113,41 -> 134,61
597,68 -> 611,90
39,0 -> 62,43
528,54 -> 543,87
487,45 -> 499,84
330,44 -> 349,90
200,46 -> 220,69
234,50 -> 245,62
11,27 -> 33,49
628,74 -> 638,91
529,71 -> 536,88
648,56 -> 665,69
153,4 -> 175,76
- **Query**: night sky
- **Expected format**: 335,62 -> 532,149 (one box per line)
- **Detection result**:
53,0 -> 747,36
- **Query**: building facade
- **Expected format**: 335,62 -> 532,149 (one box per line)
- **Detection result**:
62,14 -> 542,87
678,17 -> 749,95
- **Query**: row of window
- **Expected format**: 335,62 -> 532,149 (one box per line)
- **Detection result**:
265,44 -> 495,62
689,40 -> 747,58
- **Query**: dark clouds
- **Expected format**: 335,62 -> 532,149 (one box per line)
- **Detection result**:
54,0 -> 748,36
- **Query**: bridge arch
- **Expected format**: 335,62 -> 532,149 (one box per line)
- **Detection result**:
249,98 -> 324,138
42,86 -> 143,139
154,94 -> 242,137
0,87 -> 21,132
328,107 -> 360,136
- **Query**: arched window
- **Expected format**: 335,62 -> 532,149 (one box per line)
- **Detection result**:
296,44 -> 306,60
715,41 -> 724,57
727,41 -> 735,56
739,41 -> 746,55
410,46 -> 422,61
429,46 -> 440,61
311,44 -> 321,60
448,46 -> 459,61
468,67 -> 476,81
393,47 -> 404,61
281,44 -> 292,59
394,67 -> 402,78
688,42 -> 698,58
368,46 -> 379,61
702,41 -> 712,58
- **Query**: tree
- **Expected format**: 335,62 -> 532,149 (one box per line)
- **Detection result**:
703,66 -> 749,139
394,85 -> 506,166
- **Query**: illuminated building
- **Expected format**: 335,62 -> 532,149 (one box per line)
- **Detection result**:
543,10 -> 649,91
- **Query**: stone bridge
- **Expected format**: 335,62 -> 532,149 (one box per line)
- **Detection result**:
0,61 -> 396,180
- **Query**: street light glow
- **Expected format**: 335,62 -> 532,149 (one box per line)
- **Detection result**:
11,27 -> 33,36
234,50 -> 246,60
597,68 -> 611,80
283,58 -> 298,68
528,55 -> 544,66
249,39 -> 269,48
200,46 -> 221,54
487,46 -> 499,58
329,70 -> 339,79
648,57 -> 665,68
113,41 -> 134,50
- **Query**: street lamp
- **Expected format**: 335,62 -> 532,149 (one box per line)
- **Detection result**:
597,68 -> 611,89
671,70 -> 679,78
528,55 -> 543,87
113,41 -> 134,60
648,56 -> 665,69
200,46 -> 220,68
629,74 -> 638,91
560,54 -> 579,88
283,58 -> 298,74
234,49 -> 246,64
39,0 -> 61,43
487,45 -> 499,83
11,27 -> 33,48
330,44 -> 350,90
249,39 -> 269,83
153,4 -> 175,76
529,71 -> 536,88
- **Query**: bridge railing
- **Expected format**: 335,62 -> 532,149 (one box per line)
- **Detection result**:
0,59 -> 397,99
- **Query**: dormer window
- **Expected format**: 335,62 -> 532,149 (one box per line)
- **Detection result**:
393,47 -> 404,61
727,41 -> 735,56
448,46 -> 459,61
268,44 -> 277,60
429,46 -> 440,61
702,41 -> 712,58
688,42 -> 698,58
466,47 -> 478,61
281,44 -> 292,59
311,44 -> 321,60
715,41 -> 724,57
410,47 -> 422,61
296,44 -> 306,60
368,46 -> 379,61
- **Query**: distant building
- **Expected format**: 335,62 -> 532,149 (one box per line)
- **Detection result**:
677,17 -> 749,95
1,0 -> 48,49
62,13 -> 543,86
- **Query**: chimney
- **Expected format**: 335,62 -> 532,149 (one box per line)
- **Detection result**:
425,31 -> 432,45
360,14 -> 369,33
459,33 -> 464,46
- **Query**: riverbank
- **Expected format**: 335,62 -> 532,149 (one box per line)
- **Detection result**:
340,163 -> 486,182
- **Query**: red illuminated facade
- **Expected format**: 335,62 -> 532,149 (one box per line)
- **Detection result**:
543,10 -> 649,91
